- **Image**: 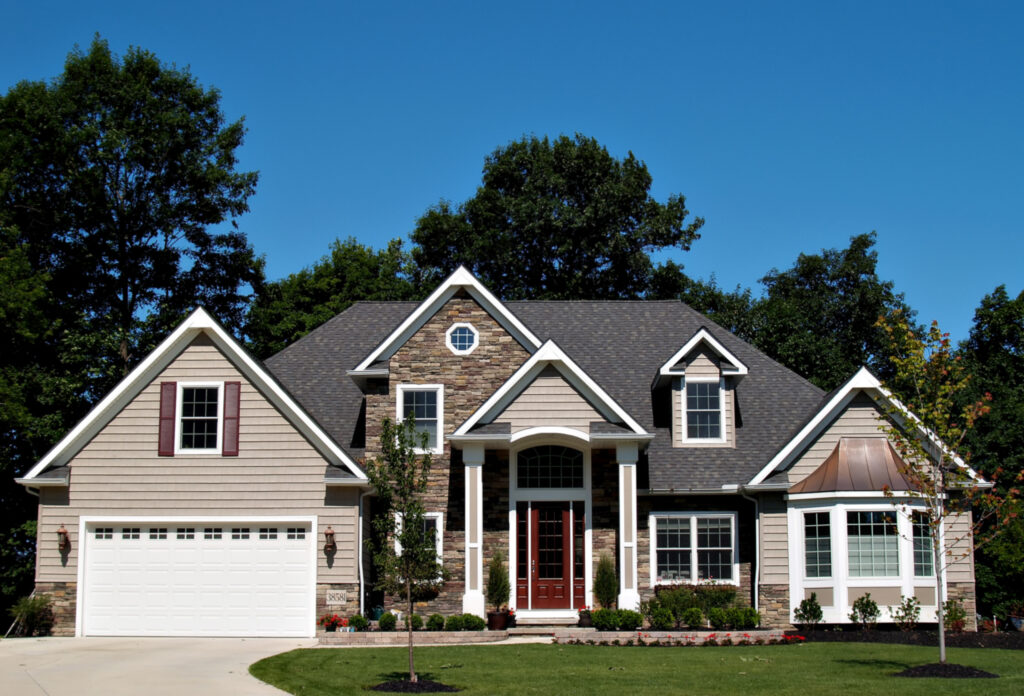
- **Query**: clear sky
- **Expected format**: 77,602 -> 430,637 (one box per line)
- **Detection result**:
3,1 -> 1021,342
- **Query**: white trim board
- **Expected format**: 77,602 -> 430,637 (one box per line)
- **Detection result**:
655,327 -> 748,386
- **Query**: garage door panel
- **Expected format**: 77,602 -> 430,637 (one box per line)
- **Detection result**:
83,521 -> 313,637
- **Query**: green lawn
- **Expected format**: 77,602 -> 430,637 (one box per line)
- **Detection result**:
250,642 -> 1024,695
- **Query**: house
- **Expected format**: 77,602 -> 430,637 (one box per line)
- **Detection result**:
17,267 -> 980,636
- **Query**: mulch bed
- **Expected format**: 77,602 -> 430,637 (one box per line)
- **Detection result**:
370,679 -> 459,693
895,663 -> 999,678
792,628 -> 1024,650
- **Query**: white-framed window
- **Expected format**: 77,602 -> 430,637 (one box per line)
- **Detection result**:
395,511 -> 444,567
803,512 -> 832,578
681,378 -> 726,443
397,384 -> 444,454
912,512 -> 935,577
847,510 -> 899,577
649,512 -> 739,585
445,323 -> 479,355
176,382 -> 223,453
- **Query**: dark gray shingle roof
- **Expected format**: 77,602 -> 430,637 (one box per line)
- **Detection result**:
267,299 -> 824,488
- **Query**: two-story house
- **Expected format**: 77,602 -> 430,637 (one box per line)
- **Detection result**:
17,267 -> 980,636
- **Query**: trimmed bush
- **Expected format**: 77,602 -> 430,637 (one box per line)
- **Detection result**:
681,607 -> 705,629
591,608 -> 619,631
486,550 -> 511,612
426,613 -> 445,631
849,593 -> 880,630
656,586 -> 698,622
444,614 -> 465,631
891,595 -> 921,631
648,607 -> 674,630
617,609 -> 642,630
707,607 -> 728,630
594,554 -> 618,609
728,607 -> 760,629
461,613 -> 486,631
694,585 -> 736,614
405,613 -> 423,630
378,612 -> 397,631
349,614 -> 369,632
794,592 -> 823,629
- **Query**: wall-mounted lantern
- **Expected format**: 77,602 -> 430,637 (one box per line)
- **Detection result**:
323,526 -> 337,555
57,524 -> 71,554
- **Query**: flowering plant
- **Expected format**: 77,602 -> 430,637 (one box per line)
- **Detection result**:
319,613 -> 348,629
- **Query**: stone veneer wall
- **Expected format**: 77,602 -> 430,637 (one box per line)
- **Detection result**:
758,584 -> 791,629
316,582 -> 362,623
947,581 -> 978,631
366,293 -> 531,616
34,581 -> 76,636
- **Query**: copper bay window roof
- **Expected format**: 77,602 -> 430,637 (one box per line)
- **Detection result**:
789,437 -> 922,494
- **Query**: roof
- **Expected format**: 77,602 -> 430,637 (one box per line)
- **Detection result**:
268,298 -> 824,489
788,438 -> 921,494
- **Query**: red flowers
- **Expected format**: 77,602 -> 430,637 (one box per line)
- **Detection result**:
319,613 -> 348,629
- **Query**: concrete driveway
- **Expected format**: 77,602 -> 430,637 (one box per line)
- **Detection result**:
0,636 -> 316,696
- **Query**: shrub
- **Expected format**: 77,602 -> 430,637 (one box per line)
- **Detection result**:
694,584 -> 736,614
618,610 -> 643,630
349,614 -> 369,632
729,607 -> 760,629
655,586 -> 698,621
594,554 -> 618,609
794,592 -> 823,629
681,607 -> 705,629
405,613 -> 423,630
849,593 -> 880,630
707,607 -> 728,629
426,613 -> 445,631
461,613 -> 486,631
378,612 -> 397,631
591,608 -> 619,631
890,596 -> 921,631
944,598 -> 967,633
444,614 -> 465,631
8,594 -> 53,636
486,550 -> 511,613
648,607 -> 674,630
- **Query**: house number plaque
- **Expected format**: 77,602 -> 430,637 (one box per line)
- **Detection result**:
326,590 -> 347,605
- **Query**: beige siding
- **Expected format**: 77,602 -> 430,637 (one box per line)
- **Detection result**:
685,350 -> 720,377
494,365 -> 604,432
760,494 -> 789,585
787,393 -> 887,485
36,336 -> 358,584
944,510 -> 974,583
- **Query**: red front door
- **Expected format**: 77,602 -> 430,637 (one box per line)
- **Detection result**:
530,502 -> 571,609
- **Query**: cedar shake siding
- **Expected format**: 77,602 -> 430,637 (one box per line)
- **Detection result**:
35,335 -> 359,586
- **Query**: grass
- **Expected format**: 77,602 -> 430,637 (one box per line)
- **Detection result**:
250,642 -> 1024,695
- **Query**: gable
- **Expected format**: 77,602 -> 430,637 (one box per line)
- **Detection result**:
785,393 -> 888,486
493,365 -> 605,433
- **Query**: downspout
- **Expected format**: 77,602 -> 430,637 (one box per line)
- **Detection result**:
741,491 -> 760,611
358,489 -> 374,616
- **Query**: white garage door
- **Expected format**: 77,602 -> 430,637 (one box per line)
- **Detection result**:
82,521 -> 315,637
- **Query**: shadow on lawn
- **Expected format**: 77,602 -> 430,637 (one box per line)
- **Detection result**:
835,659 -> 912,671
379,671 -> 449,683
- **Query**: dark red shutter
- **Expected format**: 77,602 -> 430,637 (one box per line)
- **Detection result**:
222,381 -> 241,456
158,382 -> 176,456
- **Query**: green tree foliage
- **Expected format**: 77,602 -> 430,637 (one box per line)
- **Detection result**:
649,260 -> 756,337
366,417 -> 445,683
594,553 -> 618,609
410,133 -> 704,300
0,36 -> 262,381
749,233 -> 914,390
247,237 -> 416,358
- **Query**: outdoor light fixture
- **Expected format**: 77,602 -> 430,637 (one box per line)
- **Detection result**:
57,524 -> 70,554
323,526 -> 337,555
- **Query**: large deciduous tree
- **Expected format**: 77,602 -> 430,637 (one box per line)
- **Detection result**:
247,238 -> 416,358
410,133 -> 704,300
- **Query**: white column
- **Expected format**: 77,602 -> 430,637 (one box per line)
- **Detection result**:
462,444 -> 486,616
617,442 -> 640,610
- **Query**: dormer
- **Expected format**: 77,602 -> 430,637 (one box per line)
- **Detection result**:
654,328 -> 747,448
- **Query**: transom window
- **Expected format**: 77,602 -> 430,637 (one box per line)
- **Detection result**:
650,513 -> 737,584
204,528 -> 222,540
913,512 -> 934,577
684,380 -> 723,441
95,527 -> 113,540
122,527 -> 140,540
397,385 -> 443,454
287,527 -> 306,540
259,527 -> 278,540
179,385 -> 220,450
176,527 -> 195,540
445,323 -> 479,355
149,528 -> 168,540
804,512 -> 832,578
517,445 -> 583,488
847,511 -> 899,577
231,527 -> 250,540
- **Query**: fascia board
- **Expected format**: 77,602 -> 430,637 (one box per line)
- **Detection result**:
657,328 -> 749,378
352,266 -> 542,372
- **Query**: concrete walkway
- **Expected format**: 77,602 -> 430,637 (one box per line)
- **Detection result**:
0,636 -> 316,696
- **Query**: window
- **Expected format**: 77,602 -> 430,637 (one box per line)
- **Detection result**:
445,323 -> 479,355
231,527 -> 250,540
804,512 -> 832,578
149,528 -> 168,540
178,384 -> 221,451
121,527 -> 140,540
683,380 -> 724,442
287,527 -> 306,540
517,445 -> 584,488
95,528 -> 113,540
913,512 -> 934,577
176,527 -> 195,540
397,385 -> 443,454
650,513 -> 737,584
259,527 -> 278,540
204,528 -> 222,540
395,512 -> 444,566
847,511 -> 899,577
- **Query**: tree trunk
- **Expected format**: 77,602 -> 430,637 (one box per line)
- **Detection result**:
934,496 -> 946,664
407,577 -> 416,682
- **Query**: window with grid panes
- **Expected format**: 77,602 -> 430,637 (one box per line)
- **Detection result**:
400,388 -> 440,451
655,517 -> 692,582
517,445 -> 583,488
847,511 -> 899,576
180,386 -> 219,449
912,512 -> 934,576
685,381 -> 722,440
804,512 -> 832,578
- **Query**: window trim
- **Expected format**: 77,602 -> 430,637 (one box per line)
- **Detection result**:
175,382 -> 224,454
445,323 -> 479,356
648,511 -> 739,587
396,384 -> 444,455
680,377 -> 727,444
394,511 -> 444,567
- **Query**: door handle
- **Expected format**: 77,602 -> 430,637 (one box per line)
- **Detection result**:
532,559 -> 536,577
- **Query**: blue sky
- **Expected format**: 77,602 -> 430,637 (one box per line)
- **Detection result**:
3,1 -> 1021,342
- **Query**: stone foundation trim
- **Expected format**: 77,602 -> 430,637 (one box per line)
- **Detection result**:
33,581 -> 77,637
